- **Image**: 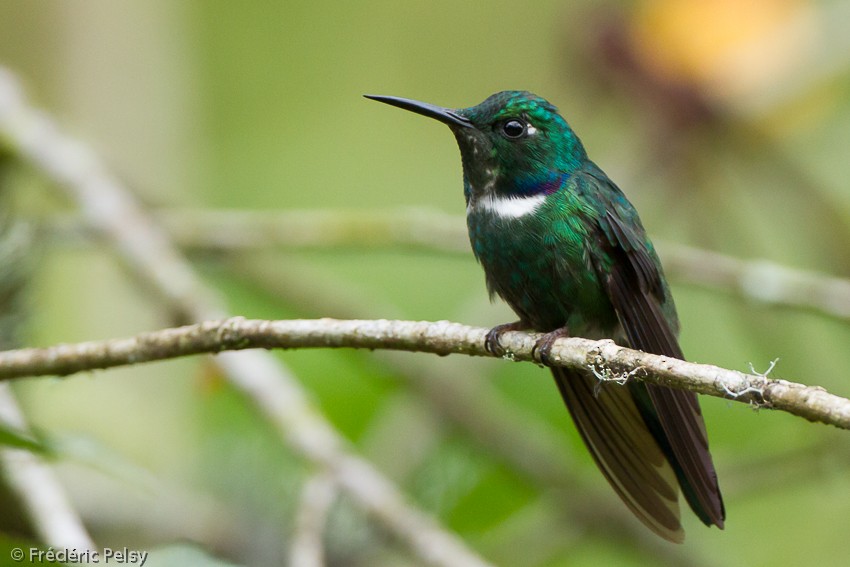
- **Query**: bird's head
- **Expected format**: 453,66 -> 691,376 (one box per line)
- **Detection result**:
366,91 -> 587,199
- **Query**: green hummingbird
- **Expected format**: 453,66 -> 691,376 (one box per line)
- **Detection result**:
365,91 -> 724,542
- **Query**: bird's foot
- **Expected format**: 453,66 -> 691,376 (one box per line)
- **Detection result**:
532,326 -> 571,366
484,321 -> 527,357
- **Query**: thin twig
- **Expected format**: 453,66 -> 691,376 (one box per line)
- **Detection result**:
0,317 -> 847,430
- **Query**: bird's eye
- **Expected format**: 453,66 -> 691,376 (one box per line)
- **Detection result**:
501,119 -> 527,139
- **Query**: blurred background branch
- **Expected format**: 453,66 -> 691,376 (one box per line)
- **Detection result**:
289,469 -> 337,567
44,208 -> 850,324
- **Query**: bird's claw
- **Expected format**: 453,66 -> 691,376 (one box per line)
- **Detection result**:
484,321 -> 526,357
532,327 -> 571,366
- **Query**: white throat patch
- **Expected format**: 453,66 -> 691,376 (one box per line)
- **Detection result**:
471,193 -> 547,219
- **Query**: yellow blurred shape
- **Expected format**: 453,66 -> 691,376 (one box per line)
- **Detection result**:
632,0 -> 818,103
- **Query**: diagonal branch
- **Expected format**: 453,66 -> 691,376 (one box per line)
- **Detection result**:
0,317 -> 848,430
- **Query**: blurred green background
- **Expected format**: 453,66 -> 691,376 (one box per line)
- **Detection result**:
2,0 -> 850,565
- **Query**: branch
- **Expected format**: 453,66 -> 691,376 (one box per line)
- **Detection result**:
48,208 -> 850,323
1,317 -> 848,430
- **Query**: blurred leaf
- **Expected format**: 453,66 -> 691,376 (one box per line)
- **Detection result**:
0,423 -> 49,455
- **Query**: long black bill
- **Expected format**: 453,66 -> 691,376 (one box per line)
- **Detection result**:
364,94 -> 473,128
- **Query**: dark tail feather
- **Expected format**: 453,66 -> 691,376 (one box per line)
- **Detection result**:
552,367 -> 685,543
599,232 -> 726,528
642,384 -> 726,528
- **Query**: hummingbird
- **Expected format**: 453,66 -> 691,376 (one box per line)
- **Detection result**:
365,91 -> 724,542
